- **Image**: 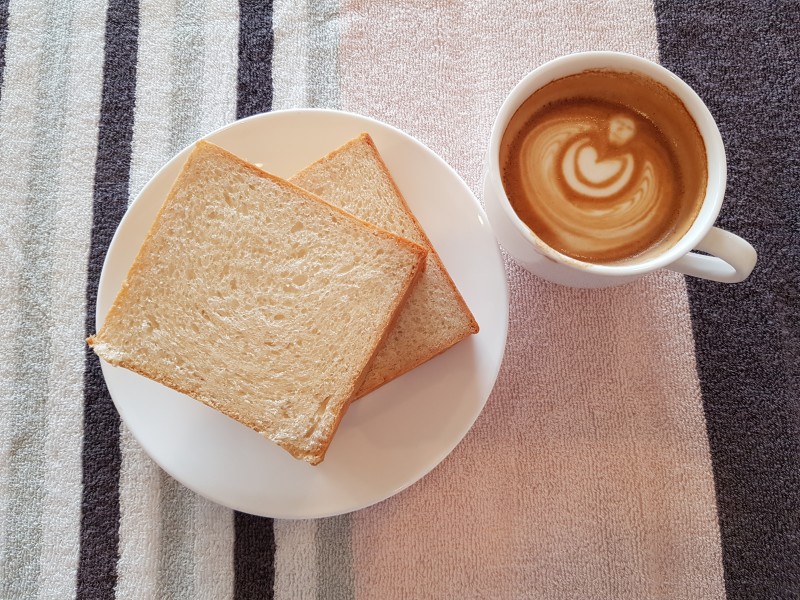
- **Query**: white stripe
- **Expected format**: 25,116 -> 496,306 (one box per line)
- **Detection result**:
199,0 -> 239,135
117,427 -> 163,600
192,498 -> 235,599
127,0 -> 176,201
272,0 -> 311,110
115,0 -> 177,598
0,0 -> 49,583
37,0 -> 108,597
273,519 -> 318,600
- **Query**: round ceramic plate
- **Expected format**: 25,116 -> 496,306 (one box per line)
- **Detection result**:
97,109 -> 508,519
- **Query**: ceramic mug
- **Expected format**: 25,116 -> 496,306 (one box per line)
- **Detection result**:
483,51 -> 757,288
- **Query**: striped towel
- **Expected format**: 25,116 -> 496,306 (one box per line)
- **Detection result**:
0,1 -> 797,599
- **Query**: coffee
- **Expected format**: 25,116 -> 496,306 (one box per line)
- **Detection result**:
500,69 -> 707,264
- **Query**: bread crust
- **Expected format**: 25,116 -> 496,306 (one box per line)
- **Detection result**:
291,134 -> 479,399
355,134 -> 478,396
200,140 -> 429,261
90,252 -> 425,464
88,141 -> 428,465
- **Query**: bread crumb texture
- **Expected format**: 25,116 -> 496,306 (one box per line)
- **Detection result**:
291,134 -> 478,397
89,141 -> 425,464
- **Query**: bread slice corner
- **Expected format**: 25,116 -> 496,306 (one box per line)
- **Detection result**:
290,133 -> 479,399
88,140 -> 427,465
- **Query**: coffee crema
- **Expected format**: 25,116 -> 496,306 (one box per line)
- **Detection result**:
500,69 -> 707,264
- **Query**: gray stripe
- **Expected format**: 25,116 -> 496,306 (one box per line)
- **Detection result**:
169,0 -> 205,152
0,1 -> 74,597
156,1 -> 206,598
306,0 -> 340,109
307,4 -> 351,598
158,472 -> 197,600
316,515 -> 354,600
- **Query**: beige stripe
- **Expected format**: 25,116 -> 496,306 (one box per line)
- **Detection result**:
37,0 -> 108,598
341,2 -> 725,598
128,0 -> 176,199
273,519 -> 318,600
158,473 -> 197,600
0,0 -> 101,596
0,0 -> 67,595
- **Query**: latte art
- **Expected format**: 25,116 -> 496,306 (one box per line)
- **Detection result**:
562,138 -> 635,199
563,114 -> 636,197
500,70 -> 707,264
516,108 -> 677,259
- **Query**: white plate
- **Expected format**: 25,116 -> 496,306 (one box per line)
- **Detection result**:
97,109 -> 508,519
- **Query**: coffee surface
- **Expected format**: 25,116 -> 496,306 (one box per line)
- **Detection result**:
500,69 -> 707,264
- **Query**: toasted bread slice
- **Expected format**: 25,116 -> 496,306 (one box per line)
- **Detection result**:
290,134 -> 479,398
88,141 -> 427,465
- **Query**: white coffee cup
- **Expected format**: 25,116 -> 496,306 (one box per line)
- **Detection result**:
483,51 -> 757,288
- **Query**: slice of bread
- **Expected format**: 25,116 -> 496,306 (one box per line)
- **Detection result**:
88,141 -> 427,465
290,134 -> 479,398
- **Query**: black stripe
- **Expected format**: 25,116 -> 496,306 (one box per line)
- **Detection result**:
234,512 -> 277,600
0,0 -> 9,101
234,3 -> 276,599
236,0 -> 274,120
77,1 -> 139,598
655,2 -> 800,598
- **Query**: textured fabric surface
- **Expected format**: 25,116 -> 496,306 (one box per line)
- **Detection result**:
0,1 -> 796,599
656,2 -> 800,596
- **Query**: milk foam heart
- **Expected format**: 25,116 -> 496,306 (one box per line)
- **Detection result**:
499,69 -> 707,264
563,138 -> 634,197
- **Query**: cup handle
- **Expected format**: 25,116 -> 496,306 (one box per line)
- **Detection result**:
666,227 -> 757,283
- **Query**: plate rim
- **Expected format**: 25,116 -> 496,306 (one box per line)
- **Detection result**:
97,108 -> 510,518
